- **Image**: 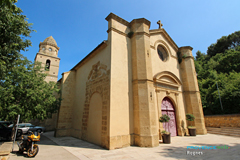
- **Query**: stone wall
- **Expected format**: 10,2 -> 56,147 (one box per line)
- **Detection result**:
55,71 -> 75,137
205,114 -> 240,128
30,113 -> 58,131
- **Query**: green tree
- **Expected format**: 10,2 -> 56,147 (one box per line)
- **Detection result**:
195,31 -> 240,115
0,0 -> 61,139
0,56 -> 61,122
207,31 -> 240,57
0,0 -> 33,68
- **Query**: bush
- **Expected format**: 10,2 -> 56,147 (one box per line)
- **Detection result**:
159,114 -> 170,123
186,113 -> 195,128
186,114 -> 195,121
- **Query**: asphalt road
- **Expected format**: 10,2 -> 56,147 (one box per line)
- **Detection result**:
9,134 -> 79,160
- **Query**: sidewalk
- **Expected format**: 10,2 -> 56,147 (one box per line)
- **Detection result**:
43,132 -> 240,160
0,141 -> 12,160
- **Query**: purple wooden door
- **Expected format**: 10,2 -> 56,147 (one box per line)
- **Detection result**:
161,97 -> 177,137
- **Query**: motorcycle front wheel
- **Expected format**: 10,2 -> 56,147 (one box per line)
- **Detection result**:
27,145 -> 39,157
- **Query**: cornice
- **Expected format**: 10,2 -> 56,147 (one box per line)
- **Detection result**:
179,46 -> 193,51
107,27 -> 150,38
133,32 -> 150,37
153,71 -> 182,85
105,13 -> 151,32
149,29 -> 178,52
132,79 -> 154,83
36,52 -> 60,60
47,64 -> 59,67
46,74 -> 58,78
155,79 -> 180,88
107,27 -> 127,37
39,42 -> 60,50
155,88 -> 181,94
105,13 -> 129,26
129,18 -> 151,28
183,56 -> 195,60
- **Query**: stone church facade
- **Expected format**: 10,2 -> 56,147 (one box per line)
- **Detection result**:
37,13 -> 207,150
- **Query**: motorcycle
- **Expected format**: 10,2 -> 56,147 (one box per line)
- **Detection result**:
17,130 -> 40,157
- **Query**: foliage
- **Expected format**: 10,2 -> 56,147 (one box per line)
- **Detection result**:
0,55 -> 62,122
0,0 -> 34,68
177,51 -> 182,64
177,51 -> 187,64
159,114 -> 171,134
127,31 -> 134,38
161,130 -> 170,135
186,114 -> 195,121
207,31 -> 240,57
159,114 -> 170,123
0,0 -> 61,124
195,31 -> 240,115
186,113 -> 195,128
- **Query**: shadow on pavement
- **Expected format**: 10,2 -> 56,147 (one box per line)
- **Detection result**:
40,132 -> 107,151
22,131 -> 240,160
11,151 -> 29,158
157,143 -> 240,160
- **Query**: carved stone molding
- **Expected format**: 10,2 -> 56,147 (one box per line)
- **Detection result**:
39,42 -> 60,50
107,27 -> 127,37
88,61 -> 109,81
133,32 -> 150,37
105,13 -> 130,26
82,61 -> 110,149
149,29 -> 178,52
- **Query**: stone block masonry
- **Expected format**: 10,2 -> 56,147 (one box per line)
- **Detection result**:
205,114 -> 240,128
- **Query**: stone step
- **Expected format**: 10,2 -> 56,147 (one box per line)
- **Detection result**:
207,127 -> 240,132
207,128 -> 240,133
207,131 -> 240,137
206,127 -> 240,137
207,126 -> 240,129
220,127 -> 240,130
207,127 -> 240,133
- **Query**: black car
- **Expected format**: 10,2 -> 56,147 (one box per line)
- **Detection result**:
0,121 -> 22,141
0,121 -> 12,127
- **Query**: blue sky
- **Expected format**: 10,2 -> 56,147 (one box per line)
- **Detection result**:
16,0 -> 240,79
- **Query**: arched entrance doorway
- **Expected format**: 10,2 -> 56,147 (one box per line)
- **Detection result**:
87,92 -> 102,145
161,97 -> 177,137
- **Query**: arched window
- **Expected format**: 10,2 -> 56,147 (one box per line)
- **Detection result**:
45,59 -> 51,71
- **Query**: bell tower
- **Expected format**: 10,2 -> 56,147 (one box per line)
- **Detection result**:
34,36 -> 60,82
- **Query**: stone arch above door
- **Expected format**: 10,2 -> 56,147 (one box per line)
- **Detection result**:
154,71 -> 181,86
82,61 -> 110,149
153,71 -> 182,92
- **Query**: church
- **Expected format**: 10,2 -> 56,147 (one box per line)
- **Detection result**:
35,13 -> 207,150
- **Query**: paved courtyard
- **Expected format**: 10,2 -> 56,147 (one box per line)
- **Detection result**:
10,131 -> 240,160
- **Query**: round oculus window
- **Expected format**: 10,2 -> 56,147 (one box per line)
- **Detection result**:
157,45 -> 168,61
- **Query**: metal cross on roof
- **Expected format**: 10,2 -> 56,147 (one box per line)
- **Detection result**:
157,20 -> 163,29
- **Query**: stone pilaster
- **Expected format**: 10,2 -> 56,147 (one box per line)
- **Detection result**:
179,46 -> 207,135
130,18 -> 159,147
